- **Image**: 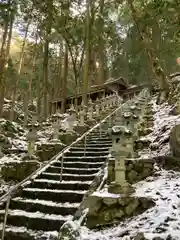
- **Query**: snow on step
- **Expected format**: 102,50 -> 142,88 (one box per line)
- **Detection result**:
0,225 -> 59,239
63,156 -> 108,159
61,161 -> 104,165
33,179 -> 92,185
23,188 -> 86,194
41,172 -> 96,177
50,166 -> 100,171
12,197 -> 80,208
0,209 -> 72,221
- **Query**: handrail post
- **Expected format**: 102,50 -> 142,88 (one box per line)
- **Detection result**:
84,135 -> 87,157
1,194 -> 11,240
99,122 -> 102,138
60,153 -> 64,182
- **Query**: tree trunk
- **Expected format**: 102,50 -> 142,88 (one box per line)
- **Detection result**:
42,0 -> 53,119
10,20 -> 30,121
61,41 -> 68,113
97,0 -> 105,85
23,91 -> 29,127
0,1 -> 10,117
28,29 -> 38,105
82,0 -> 91,105
127,0 -> 170,97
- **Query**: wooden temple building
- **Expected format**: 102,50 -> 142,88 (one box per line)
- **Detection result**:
50,77 -> 148,113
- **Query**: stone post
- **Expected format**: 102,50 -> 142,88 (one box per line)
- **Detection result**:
27,128 -> 37,158
67,104 -> 76,132
52,117 -> 61,139
79,102 -> 86,125
95,98 -> 100,118
108,125 -> 134,194
101,96 -> 105,112
114,93 -> 118,106
87,99 -> 94,120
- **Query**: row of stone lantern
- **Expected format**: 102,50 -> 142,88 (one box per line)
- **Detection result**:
45,92 -> 120,144
108,89 -> 151,194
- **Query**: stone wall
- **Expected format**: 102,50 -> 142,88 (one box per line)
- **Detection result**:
86,193 -> 155,229
108,157 -> 154,184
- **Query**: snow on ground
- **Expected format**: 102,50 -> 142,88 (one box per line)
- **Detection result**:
78,98 -> 180,240
80,168 -> 180,240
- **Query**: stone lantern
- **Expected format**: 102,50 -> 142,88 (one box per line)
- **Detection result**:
108,125 -> 134,194
52,115 -> 61,139
108,94 -> 113,108
87,99 -> 94,121
112,93 -> 117,106
79,102 -> 86,126
27,127 -> 37,158
130,105 -> 141,116
123,111 -> 134,131
101,95 -> 106,112
67,104 -> 76,132
95,98 -> 100,118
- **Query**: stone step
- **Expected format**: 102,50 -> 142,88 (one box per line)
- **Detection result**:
0,209 -> 70,231
10,197 -> 79,216
0,225 -> 57,240
58,155 -> 108,162
86,135 -> 112,141
70,147 -> 109,152
83,137 -> 111,142
38,172 -> 96,181
53,161 -> 104,169
85,140 -> 112,145
21,188 -> 85,203
46,166 -> 99,175
75,143 -> 112,148
64,151 -> 109,157
88,132 -> 108,137
29,179 -> 91,191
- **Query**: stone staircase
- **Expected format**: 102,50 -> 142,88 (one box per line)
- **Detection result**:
0,130 -> 112,240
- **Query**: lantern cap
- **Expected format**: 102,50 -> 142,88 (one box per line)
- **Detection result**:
111,125 -> 131,135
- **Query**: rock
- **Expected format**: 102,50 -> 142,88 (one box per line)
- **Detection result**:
1,159 -> 40,181
125,198 -> 139,215
142,168 -> 152,178
108,181 -> 135,195
28,103 -> 37,112
118,197 -> 131,206
0,119 -> 18,133
2,105 -> 18,121
169,124 -> 180,157
103,197 -> 117,206
169,106 -> 178,115
36,142 -> 64,161
152,237 -> 164,240
126,163 -> 133,171
139,197 -> 154,209
134,232 -> 147,240
58,221 -> 81,240
86,193 -> 155,229
135,138 -> 151,150
166,235 -> 173,240
58,132 -> 77,145
74,125 -> 89,135
127,170 -> 138,183
85,195 -> 102,216
86,119 -> 96,127
114,209 -> 124,218
0,134 -> 12,150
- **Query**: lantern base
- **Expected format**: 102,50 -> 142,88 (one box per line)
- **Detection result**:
108,181 -> 135,195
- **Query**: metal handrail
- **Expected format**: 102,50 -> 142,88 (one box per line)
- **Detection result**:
0,101 -> 122,204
